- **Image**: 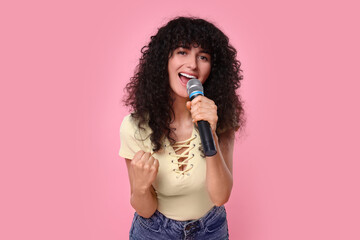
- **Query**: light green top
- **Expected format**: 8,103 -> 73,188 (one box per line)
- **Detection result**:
119,114 -> 215,221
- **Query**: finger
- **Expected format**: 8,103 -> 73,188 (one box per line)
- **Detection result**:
190,95 -> 204,105
190,104 -> 214,118
193,113 -> 218,128
152,157 -> 159,170
192,113 -> 205,122
140,152 -> 151,162
186,101 -> 191,111
132,150 -> 145,163
192,114 -> 218,131
191,99 -> 216,113
192,109 -> 217,122
147,155 -> 155,165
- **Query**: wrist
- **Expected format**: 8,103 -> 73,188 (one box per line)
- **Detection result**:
133,185 -> 151,195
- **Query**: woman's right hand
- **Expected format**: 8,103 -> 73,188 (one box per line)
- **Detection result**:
130,150 -> 159,192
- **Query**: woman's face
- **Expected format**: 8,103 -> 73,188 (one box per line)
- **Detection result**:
168,46 -> 211,99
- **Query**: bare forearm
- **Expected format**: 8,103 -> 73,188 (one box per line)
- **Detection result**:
206,135 -> 233,206
130,186 -> 158,218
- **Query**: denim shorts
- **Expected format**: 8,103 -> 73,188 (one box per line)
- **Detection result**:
129,205 -> 229,240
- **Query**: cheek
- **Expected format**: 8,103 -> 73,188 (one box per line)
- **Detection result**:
168,59 -> 180,74
167,60 -> 172,72
203,66 -> 211,82
168,57 -> 175,70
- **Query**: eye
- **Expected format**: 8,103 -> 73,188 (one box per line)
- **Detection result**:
178,51 -> 186,55
199,55 -> 209,61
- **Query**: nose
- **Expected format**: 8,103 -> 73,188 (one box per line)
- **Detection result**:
186,55 -> 198,70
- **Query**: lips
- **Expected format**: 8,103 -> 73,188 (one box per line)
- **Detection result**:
178,72 -> 198,86
179,72 -> 198,79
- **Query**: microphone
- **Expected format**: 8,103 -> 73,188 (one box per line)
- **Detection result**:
187,78 -> 217,156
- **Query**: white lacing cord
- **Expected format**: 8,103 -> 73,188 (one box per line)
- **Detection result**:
169,135 -> 197,177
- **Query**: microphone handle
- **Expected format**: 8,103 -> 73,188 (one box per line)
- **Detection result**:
197,120 -> 217,156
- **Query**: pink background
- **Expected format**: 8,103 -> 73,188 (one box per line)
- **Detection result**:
1,0 -> 359,239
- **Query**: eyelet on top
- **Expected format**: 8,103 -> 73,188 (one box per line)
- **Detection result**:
192,154 -> 195,157
193,143 -> 196,147
194,134 -> 197,137
168,152 -> 171,155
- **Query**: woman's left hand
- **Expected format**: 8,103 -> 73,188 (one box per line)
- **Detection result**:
186,95 -> 218,134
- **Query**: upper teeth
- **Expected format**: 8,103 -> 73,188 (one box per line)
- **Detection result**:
180,73 -> 196,79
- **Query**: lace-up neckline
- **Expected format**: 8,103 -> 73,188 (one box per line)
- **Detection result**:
167,127 -> 198,177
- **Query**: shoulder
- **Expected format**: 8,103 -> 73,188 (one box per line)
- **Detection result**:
119,114 -> 153,158
120,114 -> 137,131
120,113 -> 152,142
120,114 -> 136,139
218,128 -> 235,150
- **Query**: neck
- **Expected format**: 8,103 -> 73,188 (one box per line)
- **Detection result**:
170,92 -> 192,127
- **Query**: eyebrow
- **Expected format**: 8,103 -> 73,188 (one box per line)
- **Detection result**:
177,46 -> 210,54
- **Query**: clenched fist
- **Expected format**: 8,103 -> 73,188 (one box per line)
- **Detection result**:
130,150 -> 159,192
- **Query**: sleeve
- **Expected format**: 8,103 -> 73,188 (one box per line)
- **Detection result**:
118,115 -> 143,160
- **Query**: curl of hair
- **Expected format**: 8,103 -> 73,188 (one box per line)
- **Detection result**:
124,16 -> 245,152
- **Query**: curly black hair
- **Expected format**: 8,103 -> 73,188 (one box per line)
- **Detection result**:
123,16 -> 245,152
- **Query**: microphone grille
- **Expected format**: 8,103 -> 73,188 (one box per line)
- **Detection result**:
187,78 -> 204,98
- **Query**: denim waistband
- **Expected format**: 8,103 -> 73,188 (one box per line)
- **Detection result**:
131,205 -> 228,239
149,205 -> 225,230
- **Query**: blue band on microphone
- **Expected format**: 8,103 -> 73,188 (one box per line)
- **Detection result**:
189,91 -> 204,99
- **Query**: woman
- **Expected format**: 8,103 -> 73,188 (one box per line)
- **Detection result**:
119,16 -> 245,240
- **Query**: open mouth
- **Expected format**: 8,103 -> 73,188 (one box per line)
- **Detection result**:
178,72 -> 197,86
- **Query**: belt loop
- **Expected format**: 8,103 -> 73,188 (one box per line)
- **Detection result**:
199,218 -> 205,229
